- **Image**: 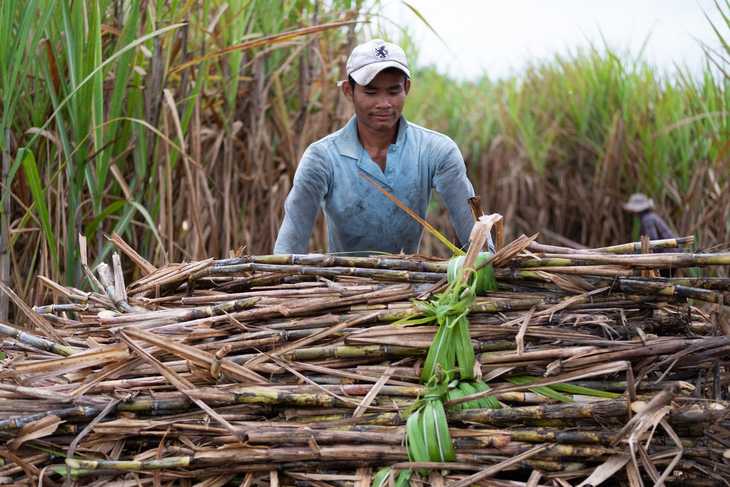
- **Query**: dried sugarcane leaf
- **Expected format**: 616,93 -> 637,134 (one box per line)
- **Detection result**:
353,367 -> 394,418
119,326 -> 265,384
611,383 -> 680,447
5,343 -> 129,379
488,233 -> 540,268
514,305 -> 535,356
534,271 -> 596,293
119,332 -> 244,442
8,414 -> 61,450
0,448 -> 41,481
0,282 -> 70,345
128,258 -> 215,295
108,231 -> 156,275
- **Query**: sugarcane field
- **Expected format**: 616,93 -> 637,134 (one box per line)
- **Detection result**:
2,1 -> 730,486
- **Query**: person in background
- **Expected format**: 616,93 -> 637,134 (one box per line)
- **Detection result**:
622,192 -> 677,277
274,39 -> 488,256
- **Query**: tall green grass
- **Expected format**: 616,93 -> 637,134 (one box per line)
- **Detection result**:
1,0 -> 365,311
404,44 -> 730,267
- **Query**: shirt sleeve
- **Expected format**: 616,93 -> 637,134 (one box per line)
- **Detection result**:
273,146 -> 331,254
432,139 -> 494,251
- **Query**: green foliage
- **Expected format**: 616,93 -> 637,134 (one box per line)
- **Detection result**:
397,273 -> 476,383
19,149 -> 58,273
399,255 -> 499,474
447,252 -> 496,294
405,37 -> 730,260
445,379 -> 501,410
504,375 -> 621,401
371,467 -> 412,487
404,371 -> 456,472
0,0 -> 58,152
395,252 -> 497,383
1,0 -> 366,296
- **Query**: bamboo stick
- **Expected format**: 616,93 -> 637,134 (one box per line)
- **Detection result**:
189,262 -> 445,285
221,253 -> 447,273
95,261 -> 135,313
119,326 -> 266,384
0,321 -> 77,356
0,281 -> 70,344
108,231 -> 157,276
527,237 -> 695,254
530,251 -> 730,268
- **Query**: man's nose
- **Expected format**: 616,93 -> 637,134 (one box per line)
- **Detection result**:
374,93 -> 390,107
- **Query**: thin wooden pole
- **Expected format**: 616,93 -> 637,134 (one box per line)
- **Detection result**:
0,129 -> 10,322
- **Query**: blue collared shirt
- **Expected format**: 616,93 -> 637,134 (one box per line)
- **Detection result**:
274,115 -> 479,255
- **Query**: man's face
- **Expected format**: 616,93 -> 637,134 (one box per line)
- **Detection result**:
343,70 -> 410,135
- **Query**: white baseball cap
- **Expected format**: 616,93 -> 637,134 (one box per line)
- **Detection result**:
345,39 -> 411,86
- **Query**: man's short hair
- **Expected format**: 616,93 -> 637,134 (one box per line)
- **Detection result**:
348,68 -> 408,91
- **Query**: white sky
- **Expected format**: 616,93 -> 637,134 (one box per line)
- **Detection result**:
376,0 -> 726,81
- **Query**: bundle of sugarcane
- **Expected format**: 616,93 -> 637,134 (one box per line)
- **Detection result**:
0,229 -> 729,486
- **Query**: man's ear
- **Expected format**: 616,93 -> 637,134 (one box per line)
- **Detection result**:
342,81 -> 354,101
404,78 -> 411,96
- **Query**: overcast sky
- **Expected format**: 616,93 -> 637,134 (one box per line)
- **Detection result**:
376,0 -> 726,81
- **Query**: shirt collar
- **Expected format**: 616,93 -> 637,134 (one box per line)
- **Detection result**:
337,114 -> 409,159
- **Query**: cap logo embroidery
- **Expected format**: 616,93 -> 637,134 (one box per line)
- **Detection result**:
374,45 -> 388,58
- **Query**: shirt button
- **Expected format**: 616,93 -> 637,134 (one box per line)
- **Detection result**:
389,168 -> 394,173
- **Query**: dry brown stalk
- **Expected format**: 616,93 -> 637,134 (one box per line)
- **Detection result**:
108,231 -> 157,275
0,321 -> 77,357
0,281 -> 69,345
128,258 -> 216,295
1,235 -> 728,485
120,326 -> 266,384
527,236 -> 695,255
119,333 -> 244,442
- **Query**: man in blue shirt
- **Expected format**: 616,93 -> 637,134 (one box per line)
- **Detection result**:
274,39 -> 479,256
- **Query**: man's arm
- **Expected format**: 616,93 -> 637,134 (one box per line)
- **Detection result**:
432,142 -> 495,252
274,147 -> 331,254
641,212 -> 676,242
